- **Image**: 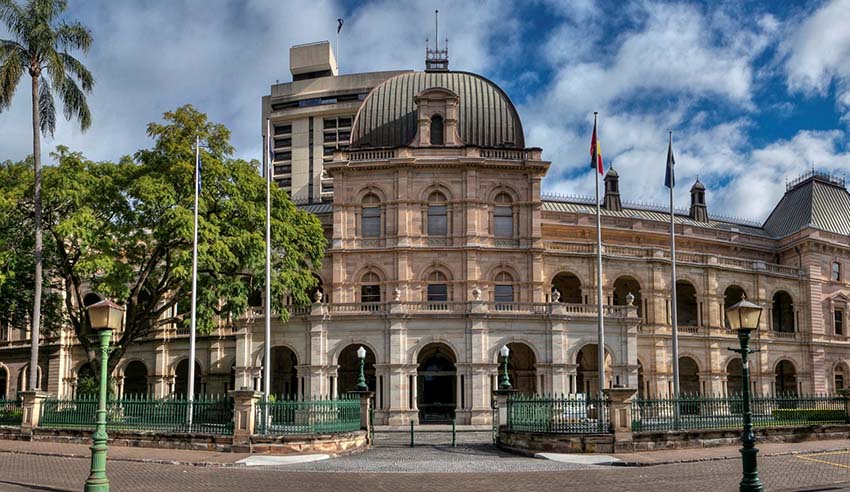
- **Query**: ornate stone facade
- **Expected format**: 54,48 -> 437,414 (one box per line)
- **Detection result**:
2,61 -> 850,428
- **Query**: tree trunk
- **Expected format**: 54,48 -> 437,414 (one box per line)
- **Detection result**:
29,74 -> 43,391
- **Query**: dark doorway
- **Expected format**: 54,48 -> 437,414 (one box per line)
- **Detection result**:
174,359 -> 202,397
417,343 -> 456,423
123,361 -> 148,397
338,345 -> 376,394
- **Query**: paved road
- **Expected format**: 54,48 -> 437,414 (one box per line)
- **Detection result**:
2,448 -> 850,492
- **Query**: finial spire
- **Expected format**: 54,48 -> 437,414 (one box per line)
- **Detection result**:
425,9 -> 449,71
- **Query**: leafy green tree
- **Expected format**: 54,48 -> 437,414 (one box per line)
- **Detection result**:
34,105 -> 325,378
0,0 -> 94,390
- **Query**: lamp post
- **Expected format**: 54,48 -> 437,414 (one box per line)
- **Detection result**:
84,299 -> 124,492
356,346 -> 368,392
726,296 -> 765,492
499,345 -> 512,391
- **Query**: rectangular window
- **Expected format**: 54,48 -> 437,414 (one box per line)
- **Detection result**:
338,131 -> 351,141
273,165 -> 291,175
427,284 -> 448,302
323,132 -> 337,143
276,178 -> 291,188
323,118 -> 337,129
494,206 -> 513,238
836,309 -> 844,336
427,205 -> 447,236
274,137 -> 291,148
273,124 -> 291,135
323,146 -> 335,156
361,285 -> 381,303
494,285 -> 514,303
833,262 -> 842,282
338,117 -> 353,127
837,375 -> 845,390
362,207 -> 381,238
273,150 -> 291,161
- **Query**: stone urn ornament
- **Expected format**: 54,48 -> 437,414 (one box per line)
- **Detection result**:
392,287 -> 402,302
471,285 -> 482,301
626,292 -> 635,306
551,289 -> 561,303
313,290 -> 323,303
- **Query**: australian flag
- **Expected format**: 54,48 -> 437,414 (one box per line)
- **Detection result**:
665,132 -> 675,189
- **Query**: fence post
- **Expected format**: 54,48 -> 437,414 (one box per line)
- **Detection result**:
410,420 -> 415,448
19,391 -> 49,437
838,389 -> 850,422
348,391 -> 375,444
229,389 -> 261,450
603,387 -> 637,452
492,388 -> 516,445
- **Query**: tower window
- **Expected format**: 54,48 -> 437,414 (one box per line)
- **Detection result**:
833,262 -> 842,282
361,193 -> 381,238
427,192 -> 448,236
493,193 -> 514,238
836,309 -> 844,336
430,115 -> 444,145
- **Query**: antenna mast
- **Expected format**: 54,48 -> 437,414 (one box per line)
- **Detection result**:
425,9 -> 449,71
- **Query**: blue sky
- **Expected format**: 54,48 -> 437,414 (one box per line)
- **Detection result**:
1,0 -> 849,220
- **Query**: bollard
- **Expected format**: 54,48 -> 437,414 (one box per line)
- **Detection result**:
451,419 -> 456,448
369,406 -> 375,443
410,420 -> 415,448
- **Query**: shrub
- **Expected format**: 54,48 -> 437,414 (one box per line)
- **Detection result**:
771,408 -> 847,423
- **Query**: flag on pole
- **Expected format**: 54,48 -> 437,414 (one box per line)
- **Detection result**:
337,18 -> 344,33
665,132 -> 675,189
590,116 -> 603,174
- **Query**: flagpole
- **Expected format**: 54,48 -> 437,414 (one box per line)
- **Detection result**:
264,119 -> 272,404
668,131 -> 680,400
594,112 -> 606,399
187,135 -> 199,423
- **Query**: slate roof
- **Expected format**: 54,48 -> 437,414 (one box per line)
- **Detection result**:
541,196 -> 771,238
763,174 -> 850,238
349,71 -> 525,149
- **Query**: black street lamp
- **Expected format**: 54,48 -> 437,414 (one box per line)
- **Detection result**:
726,296 -> 765,492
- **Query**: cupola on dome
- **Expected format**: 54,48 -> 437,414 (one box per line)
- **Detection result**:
350,71 -> 525,149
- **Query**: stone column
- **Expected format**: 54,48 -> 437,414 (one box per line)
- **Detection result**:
20,390 -> 49,436
491,388 -> 516,443
604,387 -> 637,451
349,390 -> 375,443
229,389 -> 262,451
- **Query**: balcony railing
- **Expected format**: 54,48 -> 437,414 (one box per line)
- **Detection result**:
544,241 -> 803,277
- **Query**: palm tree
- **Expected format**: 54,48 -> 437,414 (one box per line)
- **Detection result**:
0,0 -> 93,390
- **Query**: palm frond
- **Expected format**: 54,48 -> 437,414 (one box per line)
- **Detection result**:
38,78 -> 56,136
0,45 -> 23,110
57,74 -> 89,130
58,51 -> 92,91
0,1 -> 26,42
32,0 -> 66,23
56,21 -> 92,52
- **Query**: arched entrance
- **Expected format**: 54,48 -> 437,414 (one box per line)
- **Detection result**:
269,346 -> 298,399
0,366 -> 7,399
676,281 -> 698,326
417,343 -> 456,423
575,344 -> 613,394
613,276 -> 642,318
17,364 -> 46,393
637,361 -> 645,398
506,342 -> 537,394
337,345 -> 376,394
679,357 -> 700,394
123,361 -> 148,397
775,360 -> 797,394
772,291 -> 794,333
726,358 -> 743,395
552,272 -> 582,303
174,359 -> 202,397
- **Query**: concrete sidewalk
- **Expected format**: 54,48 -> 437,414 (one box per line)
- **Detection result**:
613,439 -> 850,466
0,439 -> 251,467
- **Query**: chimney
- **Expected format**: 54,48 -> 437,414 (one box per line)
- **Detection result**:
604,167 -> 622,211
689,179 -> 708,222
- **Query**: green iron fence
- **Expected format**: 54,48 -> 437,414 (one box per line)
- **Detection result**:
40,395 -> 233,435
0,399 -> 23,425
632,393 -> 849,432
507,393 -> 610,434
255,395 -> 361,435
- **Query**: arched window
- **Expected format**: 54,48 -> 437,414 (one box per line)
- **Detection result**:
493,193 -> 513,238
83,293 -> 102,307
430,115 -> 444,145
676,280 -> 698,326
426,271 -> 448,302
494,272 -> 514,305
772,291 -> 794,333
552,272 -> 582,304
361,193 -> 381,238
834,364 -> 848,392
360,272 -> 381,304
724,285 -> 747,329
427,192 -> 448,236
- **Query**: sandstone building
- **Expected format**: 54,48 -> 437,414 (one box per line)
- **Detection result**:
2,41 -> 850,426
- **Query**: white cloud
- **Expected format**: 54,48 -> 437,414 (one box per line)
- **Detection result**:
783,0 -> 850,121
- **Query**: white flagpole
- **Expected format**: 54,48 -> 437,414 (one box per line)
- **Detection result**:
187,135 -> 199,424
594,113 -> 605,399
264,119 -> 272,404
669,132 -> 680,399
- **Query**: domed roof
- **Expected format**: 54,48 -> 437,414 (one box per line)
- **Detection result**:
691,179 -> 705,191
606,167 -> 619,178
350,71 -> 525,149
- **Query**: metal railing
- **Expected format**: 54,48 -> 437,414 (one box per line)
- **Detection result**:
507,393 -> 610,434
0,399 -> 23,425
255,395 -> 360,435
631,393 -> 848,432
40,395 -> 234,435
